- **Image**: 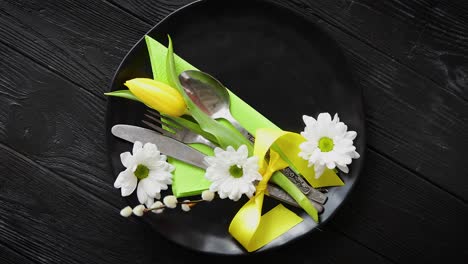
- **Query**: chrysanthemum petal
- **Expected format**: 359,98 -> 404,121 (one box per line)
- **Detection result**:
303,115 -> 316,126
137,182 -> 148,205
120,175 -> 137,197
141,178 -> 161,196
345,131 -> 357,140
351,151 -> 360,159
143,142 -> 159,155
145,197 -> 154,208
120,152 -> 133,168
317,112 -> 332,123
337,164 -> 349,173
314,164 -> 326,179
326,161 -> 336,169
114,170 -> 138,197
332,113 -> 340,123
132,141 -> 143,155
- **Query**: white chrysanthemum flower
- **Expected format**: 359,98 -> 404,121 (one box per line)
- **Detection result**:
204,145 -> 262,201
114,141 -> 174,207
299,113 -> 360,178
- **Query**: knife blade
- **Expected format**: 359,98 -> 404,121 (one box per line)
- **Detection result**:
112,124 -> 208,169
111,124 -> 324,213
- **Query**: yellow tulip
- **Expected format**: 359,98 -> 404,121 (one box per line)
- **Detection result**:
124,78 -> 187,117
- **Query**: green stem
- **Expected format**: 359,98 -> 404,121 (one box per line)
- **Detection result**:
270,171 -> 319,222
167,115 -> 219,144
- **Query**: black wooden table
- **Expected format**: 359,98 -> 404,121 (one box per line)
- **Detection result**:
1,0 -> 467,263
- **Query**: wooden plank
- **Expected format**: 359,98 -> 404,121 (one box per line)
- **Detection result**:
414,1 -> 468,100
0,0 -> 149,95
107,0 -> 193,24
0,245 -> 35,264
330,149 -> 468,263
0,42 -> 122,208
0,43 -> 389,262
107,0 -> 468,199
272,0 -> 468,102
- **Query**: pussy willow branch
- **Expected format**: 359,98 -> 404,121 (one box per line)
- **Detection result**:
144,199 -> 206,213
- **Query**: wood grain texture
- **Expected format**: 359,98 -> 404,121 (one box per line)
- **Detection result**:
108,0 -> 468,200
0,0 -> 148,96
0,245 -> 34,264
107,0 -> 194,25
0,40 -> 390,263
330,149 -> 468,263
0,0 -> 467,263
276,0 -> 468,102
0,42 -> 121,208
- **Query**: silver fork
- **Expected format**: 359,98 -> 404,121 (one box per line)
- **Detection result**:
142,109 -> 217,148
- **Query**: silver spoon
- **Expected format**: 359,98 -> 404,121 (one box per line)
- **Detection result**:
178,70 -> 250,138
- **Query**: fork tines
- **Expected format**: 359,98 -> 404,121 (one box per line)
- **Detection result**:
141,110 -> 172,136
142,109 -> 179,136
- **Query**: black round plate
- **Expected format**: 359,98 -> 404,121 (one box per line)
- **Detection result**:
106,0 -> 365,255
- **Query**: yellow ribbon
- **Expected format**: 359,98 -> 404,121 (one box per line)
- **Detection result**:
229,150 -> 302,252
229,128 -> 344,252
255,129 -> 345,188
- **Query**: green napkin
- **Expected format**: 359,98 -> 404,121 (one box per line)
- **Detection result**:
145,36 -> 281,197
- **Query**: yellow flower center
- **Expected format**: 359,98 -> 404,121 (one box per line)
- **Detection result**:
229,165 -> 244,178
134,164 -> 149,180
318,137 -> 334,152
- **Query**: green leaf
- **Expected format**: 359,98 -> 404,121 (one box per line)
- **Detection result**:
104,90 -> 141,102
166,115 -> 219,144
165,35 -> 253,154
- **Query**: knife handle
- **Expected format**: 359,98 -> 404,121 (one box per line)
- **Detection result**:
280,167 -> 328,204
266,184 -> 324,214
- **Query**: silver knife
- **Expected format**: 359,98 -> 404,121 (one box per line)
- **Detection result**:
112,124 -> 324,213
112,124 -> 208,169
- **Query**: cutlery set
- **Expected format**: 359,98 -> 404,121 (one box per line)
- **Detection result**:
112,70 -> 328,213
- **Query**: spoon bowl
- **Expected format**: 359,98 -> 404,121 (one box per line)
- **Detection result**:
179,70 -> 248,136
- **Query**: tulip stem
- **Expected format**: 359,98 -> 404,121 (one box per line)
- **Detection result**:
270,171 -> 319,222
